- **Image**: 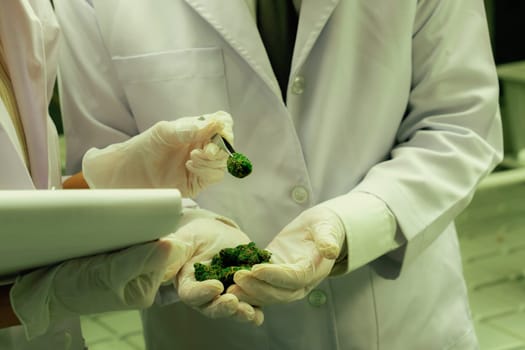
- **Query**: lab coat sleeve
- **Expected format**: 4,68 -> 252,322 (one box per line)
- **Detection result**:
54,0 -> 138,174
328,0 -> 502,275
322,192 -> 402,277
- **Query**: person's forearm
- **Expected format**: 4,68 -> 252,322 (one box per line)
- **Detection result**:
62,172 -> 89,189
0,284 -> 21,328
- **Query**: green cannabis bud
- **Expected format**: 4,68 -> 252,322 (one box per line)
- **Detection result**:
227,153 -> 252,178
194,242 -> 271,290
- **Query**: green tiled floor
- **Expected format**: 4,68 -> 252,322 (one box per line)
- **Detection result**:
80,311 -> 144,350
456,167 -> 525,349
81,168 -> 525,350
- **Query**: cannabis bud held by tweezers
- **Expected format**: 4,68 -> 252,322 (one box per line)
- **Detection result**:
211,134 -> 252,178
194,242 -> 271,290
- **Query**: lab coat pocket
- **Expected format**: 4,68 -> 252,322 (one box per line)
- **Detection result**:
112,47 -> 230,131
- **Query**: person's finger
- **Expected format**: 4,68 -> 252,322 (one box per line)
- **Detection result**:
230,301 -> 265,326
202,142 -> 229,160
208,111 -> 234,144
157,238 -> 192,282
193,117 -> 226,142
121,271 -> 163,308
177,265 -> 224,307
231,270 -> 306,305
249,262 -> 318,289
106,240 -> 173,288
138,240 -> 174,272
156,117 -> 221,144
310,221 -> 342,259
191,145 -> 228,163
197,293 -> 239,319
185,146 -> 228,182
227,284 -> 266,306
251,307 -> 265,326
187,148 -> 228,171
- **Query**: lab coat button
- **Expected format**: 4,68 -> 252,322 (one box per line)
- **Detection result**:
308,290 -> 327,307
291,186 -> 308,204
291,76 -> 305,95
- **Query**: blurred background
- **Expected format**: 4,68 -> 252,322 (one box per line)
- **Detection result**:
47,1 -> 525,349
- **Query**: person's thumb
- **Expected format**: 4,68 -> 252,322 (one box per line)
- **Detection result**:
310,210 -> 345,260
158,237 -> 193,281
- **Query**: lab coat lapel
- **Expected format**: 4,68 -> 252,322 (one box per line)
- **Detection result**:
291,0 -> 340,78
184,0 -> 282,99
0,1 -> 55,189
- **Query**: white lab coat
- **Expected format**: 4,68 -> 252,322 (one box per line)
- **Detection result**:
56,0 -> 502,349
0,1 -> 84,349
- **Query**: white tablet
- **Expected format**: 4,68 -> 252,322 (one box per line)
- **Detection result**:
0,189 -> 182,279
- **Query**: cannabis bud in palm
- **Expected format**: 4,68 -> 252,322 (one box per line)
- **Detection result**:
194,242 -> 271,289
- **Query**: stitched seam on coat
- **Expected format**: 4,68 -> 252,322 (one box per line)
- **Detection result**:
325,279 -> 342,350
368,267 -> 380,350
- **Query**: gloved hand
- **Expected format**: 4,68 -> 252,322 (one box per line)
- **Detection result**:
10,239 -> 182,340
82,111 -> 234,198
165,209 -> 264,326
228,206 -> 346,306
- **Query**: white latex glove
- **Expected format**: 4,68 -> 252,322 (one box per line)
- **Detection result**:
228,206 -> 346,306
10,239 -> 182,340
82,111 -> 234,198
164,208 -> 264,326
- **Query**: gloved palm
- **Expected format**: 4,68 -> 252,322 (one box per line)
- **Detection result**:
166,209 -> 264,326
229,206 -> 346,306
10,239 -> 182,339
82,111 -> 234,198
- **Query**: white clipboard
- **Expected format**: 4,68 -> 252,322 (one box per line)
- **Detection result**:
0,189 -> 182,279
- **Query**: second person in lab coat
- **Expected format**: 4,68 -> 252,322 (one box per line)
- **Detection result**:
55,0 -> 503,349
0,2 -> 259,349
